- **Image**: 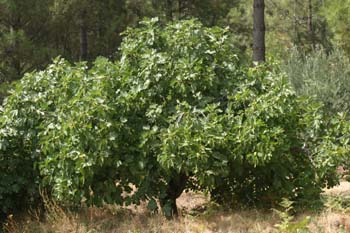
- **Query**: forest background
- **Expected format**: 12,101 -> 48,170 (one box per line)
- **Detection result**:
0,0 -> 347,89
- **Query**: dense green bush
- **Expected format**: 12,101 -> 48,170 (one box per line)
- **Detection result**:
0,19 -> 349,218
282,48 -> 350,115
0,59 -> 97,216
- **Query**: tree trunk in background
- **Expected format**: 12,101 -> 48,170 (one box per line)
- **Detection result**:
293,0 -> 297,44
253,0 -> 266,63
308,0 -> 315,48
79,10 -> 88,61
178,0 -> 183,19
166,0 -> 173,21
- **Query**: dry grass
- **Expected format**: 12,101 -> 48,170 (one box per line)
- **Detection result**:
4,206 -> 278,233
308,212 -> 350,233
4,182 -> 350,233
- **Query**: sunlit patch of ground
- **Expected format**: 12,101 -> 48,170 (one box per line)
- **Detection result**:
324,181 -> 350,196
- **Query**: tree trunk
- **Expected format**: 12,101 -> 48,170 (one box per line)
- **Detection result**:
166,0 -> 173,21
79,10 -> 88,61
178,0 -> 183,19
253,0 -> 266,63
308,0 -> 315,48
160,173 -> 187,219
293,0 -> 297,44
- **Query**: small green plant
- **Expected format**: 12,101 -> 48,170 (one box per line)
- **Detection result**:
274,198 -> 310,233
324,195 -> 350,213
